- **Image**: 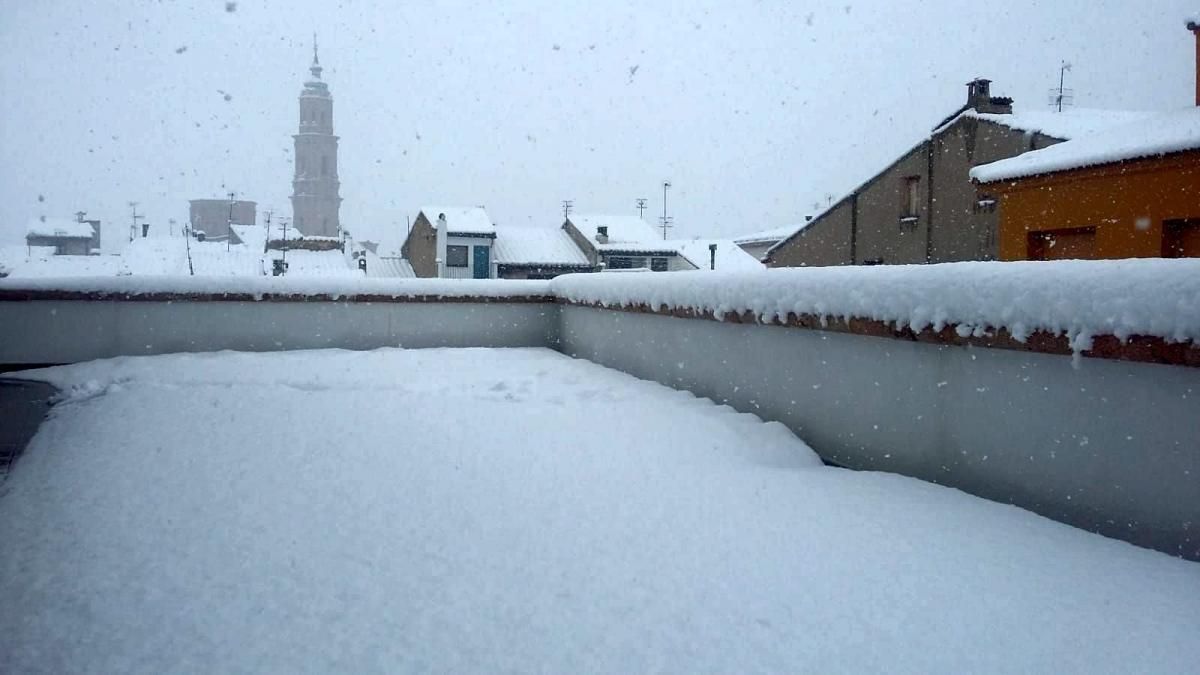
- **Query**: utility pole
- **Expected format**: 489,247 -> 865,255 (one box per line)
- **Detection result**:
659,181 -> 673,240
635,198 -> 647,220
226,191 -> 236,251
128,202 -> 144,242
561,199 -> 574,222
263,209 -> 273,254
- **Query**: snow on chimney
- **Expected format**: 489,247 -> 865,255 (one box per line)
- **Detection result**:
596,225 -> 609,244
966,78 -> 1013,115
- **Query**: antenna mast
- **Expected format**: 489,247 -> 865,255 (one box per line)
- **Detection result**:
659,181 -> 673,240
1050,61 -> 1073,112
561,199 -> 574,221
635,198 -> 647,220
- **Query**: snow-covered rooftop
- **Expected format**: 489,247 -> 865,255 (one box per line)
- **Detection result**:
568,214 -> 661,248
25,218 -> 96,239
732,225 -> 801,245
420,206 -> 495,235
3,347 -> 1197,672
669,238 -> 765,272
362,251 -> 416,278
492,226 -> 590,266
972,107 -> 1200,182
941,107 -> 1156,141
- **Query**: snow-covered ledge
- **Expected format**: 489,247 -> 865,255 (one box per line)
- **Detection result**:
550,259 -> 1200,367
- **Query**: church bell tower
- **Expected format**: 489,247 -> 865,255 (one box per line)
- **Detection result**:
291,37 -> 342,237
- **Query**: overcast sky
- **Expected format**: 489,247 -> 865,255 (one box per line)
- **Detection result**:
0,0 -> 1195,248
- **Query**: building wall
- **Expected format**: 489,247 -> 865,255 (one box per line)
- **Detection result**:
766,201 -> 854,267
401,213 -> 438,277
988,151 -> 1200,260
562,220 -> 601,265
928,119 -> 1060,263
767,116 -> 1065,267
497,265 -> 592,280
189,200 -> 257,239
853,144 -> 930,265
25,235 -> 91,256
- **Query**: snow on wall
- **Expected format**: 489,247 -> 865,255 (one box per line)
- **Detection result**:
551,259 -> 1200,349
0,275 -> 551,300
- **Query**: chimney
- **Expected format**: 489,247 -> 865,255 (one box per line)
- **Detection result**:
141,223 -> 150,238
1189,19 -> 1200,106
966,78 -> 1013,115
596,225 -> 609,244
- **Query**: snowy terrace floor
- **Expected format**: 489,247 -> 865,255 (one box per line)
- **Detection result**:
1,348 -> 1198,673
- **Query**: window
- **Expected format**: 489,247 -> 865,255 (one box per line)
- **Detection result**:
607,256 -> 634,269
446,245 -> 468,267
650,257 -> 669,271
320,155 -> 328,177
902,176 -> 920,219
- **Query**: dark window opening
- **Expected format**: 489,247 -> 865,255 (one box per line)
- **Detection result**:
902,176 -> 920,218
650,257 -> 669,271
446,245 -> 469,267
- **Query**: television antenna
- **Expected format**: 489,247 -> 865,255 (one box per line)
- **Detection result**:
1049,61 -> 1074,112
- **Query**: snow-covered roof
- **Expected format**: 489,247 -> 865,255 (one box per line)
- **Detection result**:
492,226 -> 590,267
267,249 -> 361,278
568,214 -> 661,248
939,108 -> 1155,141
972,108 -> 1200,183
732,225 -> 800,246
363,252 -> 416,278
26,218 -> 96,239
420,206 -> 495,235
668,239 -> 765,272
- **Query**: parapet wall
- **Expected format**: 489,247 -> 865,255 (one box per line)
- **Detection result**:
1,262 -> 1197,560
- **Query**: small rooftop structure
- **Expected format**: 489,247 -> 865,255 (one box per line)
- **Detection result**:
419,206 -> 496,236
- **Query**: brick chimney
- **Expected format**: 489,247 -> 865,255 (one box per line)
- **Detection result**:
1189,19 -> 1200,106
966,78 -> 1013,114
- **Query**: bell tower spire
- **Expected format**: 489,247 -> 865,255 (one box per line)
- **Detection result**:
310,33 -> 322,80
290,38 -> 341,238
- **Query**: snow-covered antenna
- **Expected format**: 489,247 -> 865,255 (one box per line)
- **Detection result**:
561,199 -> 573,221
635,198 -> 647,219
1049,61 -> 1074,112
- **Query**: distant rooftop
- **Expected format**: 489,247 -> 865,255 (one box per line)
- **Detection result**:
568,214 -> 661,248
26,218 -> 95,240
493,226 -> 590,267
420,207 -> 495,235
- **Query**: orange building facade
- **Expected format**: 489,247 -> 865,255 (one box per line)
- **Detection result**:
982,150 -> 1200,261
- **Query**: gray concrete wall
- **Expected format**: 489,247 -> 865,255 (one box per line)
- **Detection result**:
558,304 -> 1200,560
0,301 -> 559,365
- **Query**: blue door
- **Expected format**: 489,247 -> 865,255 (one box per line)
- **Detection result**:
472,245 -> 490,279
